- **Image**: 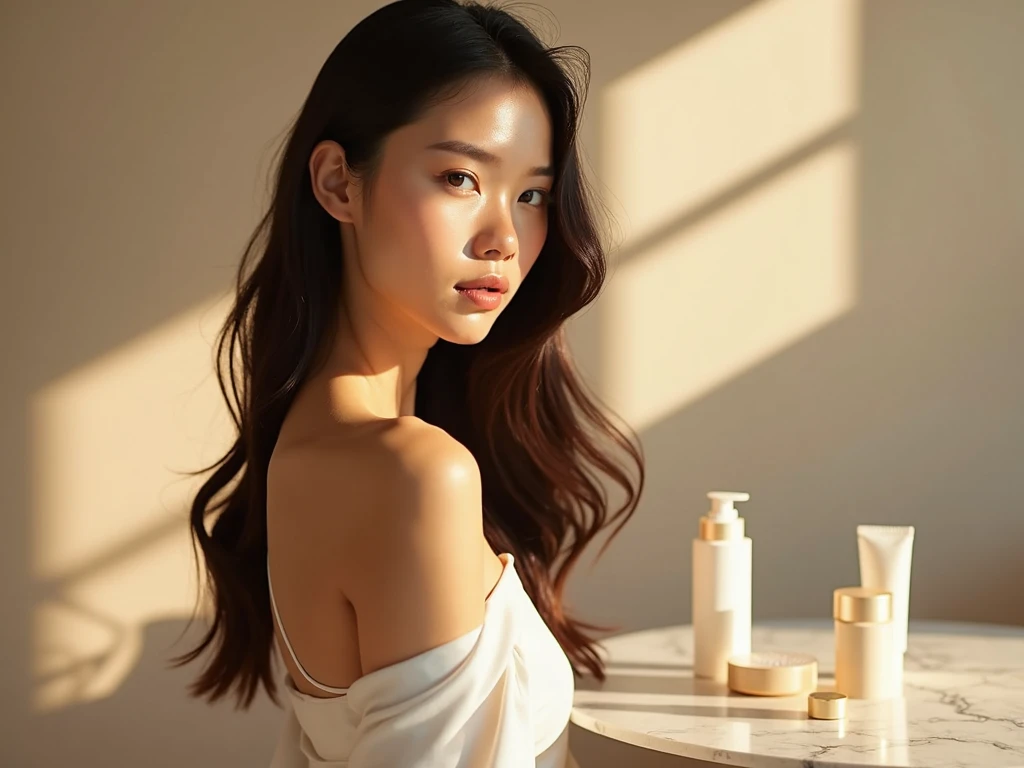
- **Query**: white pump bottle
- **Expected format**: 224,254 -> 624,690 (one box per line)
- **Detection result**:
692,491 -> 752,681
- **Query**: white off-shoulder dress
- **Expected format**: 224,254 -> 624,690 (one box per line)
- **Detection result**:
267,553 -> 579,767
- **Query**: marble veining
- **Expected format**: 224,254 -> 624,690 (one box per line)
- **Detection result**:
571,620 -> 1024,767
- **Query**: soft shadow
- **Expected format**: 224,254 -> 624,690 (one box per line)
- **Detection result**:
578,673 -> 734,697
579,700 -> 807,721
604,662 -> 695,672
31,619 -> 282,768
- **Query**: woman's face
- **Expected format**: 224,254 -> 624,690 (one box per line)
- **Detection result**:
329,77 -> 553,346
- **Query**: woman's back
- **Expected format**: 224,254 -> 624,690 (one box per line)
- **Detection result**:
266,414 -> 504,689
265,417 -> 577,765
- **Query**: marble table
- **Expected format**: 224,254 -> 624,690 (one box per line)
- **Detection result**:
571,619 -> 1024,767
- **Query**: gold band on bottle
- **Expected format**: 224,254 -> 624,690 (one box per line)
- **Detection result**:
699,517 -> 745,541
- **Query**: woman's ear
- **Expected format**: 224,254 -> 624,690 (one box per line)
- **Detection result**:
309,140 -> 361,223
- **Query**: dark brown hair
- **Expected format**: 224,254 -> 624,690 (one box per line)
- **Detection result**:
173,0 -> 645,709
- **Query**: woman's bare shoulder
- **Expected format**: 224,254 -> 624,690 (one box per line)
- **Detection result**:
268,416 -> 489,674
268,415 -> 478,511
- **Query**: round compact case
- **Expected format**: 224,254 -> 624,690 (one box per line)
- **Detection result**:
726,651 -> 818,696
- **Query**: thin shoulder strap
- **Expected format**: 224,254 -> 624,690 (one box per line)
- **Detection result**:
267,556 -> 349,696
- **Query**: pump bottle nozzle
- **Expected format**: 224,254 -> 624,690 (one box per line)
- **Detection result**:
707,491 -> 750,522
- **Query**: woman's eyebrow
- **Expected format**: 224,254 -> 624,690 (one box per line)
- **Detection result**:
426,139 -> 554,177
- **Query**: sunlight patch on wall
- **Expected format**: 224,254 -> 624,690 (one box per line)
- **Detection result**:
603,141 -> 858,431
30,294 -> 235,711
596,0 -> 861,430
600,0 -> 859,250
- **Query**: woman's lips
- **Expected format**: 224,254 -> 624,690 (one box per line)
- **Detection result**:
455,287 -> 503,310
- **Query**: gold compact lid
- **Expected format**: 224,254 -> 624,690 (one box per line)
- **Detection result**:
808,691 -> 847,720
727,652 -> 818,696
833,586 -> 892,623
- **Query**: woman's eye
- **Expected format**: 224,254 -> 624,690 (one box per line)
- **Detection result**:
445,172 -> 475,191
520,189 -> 550,207
443,173 -> 549,207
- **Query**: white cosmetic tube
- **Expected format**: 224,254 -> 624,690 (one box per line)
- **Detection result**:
857,525 -> 914,693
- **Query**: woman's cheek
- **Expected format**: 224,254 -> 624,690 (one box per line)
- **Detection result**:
519,221 -> 547,274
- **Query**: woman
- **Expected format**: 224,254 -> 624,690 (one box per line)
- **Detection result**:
174,1 -> 644,765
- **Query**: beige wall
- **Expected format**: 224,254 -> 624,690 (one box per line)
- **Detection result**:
2,1 -> 1021,766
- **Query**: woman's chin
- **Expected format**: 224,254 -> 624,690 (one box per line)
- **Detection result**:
441,317 -> 495,346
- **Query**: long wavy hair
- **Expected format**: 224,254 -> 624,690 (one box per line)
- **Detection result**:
173,0 -> 645,709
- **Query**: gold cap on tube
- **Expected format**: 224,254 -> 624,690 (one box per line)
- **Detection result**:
808,691 -> 847,719
727,652 -> 818,696
833,587 -> 892,623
